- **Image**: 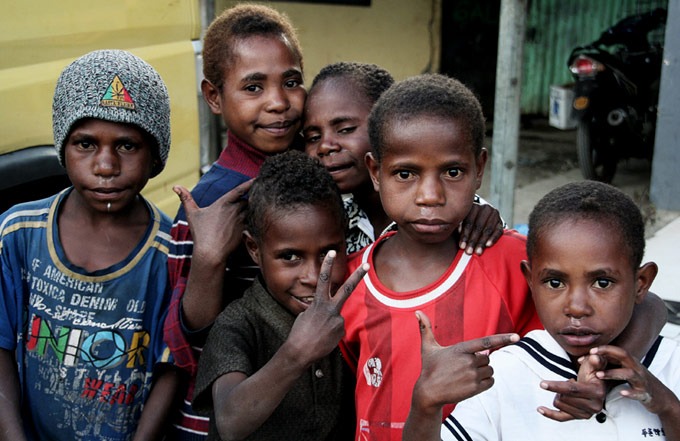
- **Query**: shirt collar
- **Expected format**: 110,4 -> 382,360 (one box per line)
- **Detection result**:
216,131 -> 267,179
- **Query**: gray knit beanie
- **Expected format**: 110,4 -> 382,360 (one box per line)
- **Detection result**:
52,49 -> 170,177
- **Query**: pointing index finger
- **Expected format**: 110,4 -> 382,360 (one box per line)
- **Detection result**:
331,262 -> 369,311
454,333 -> 520,354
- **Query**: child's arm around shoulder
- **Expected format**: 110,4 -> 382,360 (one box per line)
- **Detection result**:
209,252 -> 368,441
0,348 -> 27,441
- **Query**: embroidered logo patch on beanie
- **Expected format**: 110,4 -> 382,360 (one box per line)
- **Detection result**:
101,75 -> 135,109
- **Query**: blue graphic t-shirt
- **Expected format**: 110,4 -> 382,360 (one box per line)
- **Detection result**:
0,189 -> 173,441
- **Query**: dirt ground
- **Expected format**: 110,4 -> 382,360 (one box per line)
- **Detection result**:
481,117 -> 670,236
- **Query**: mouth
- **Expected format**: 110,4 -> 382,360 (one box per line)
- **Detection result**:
91,187 -> 124,199
558,327 -> 600,347
259,120 -> 296,136
291,294 -> 315,306
411,219 -> 451,234
323,161 -> 353,174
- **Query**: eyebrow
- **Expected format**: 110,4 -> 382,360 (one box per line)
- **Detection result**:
241,68 -> 302,84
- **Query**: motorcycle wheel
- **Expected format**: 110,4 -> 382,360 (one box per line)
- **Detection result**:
576,121 -> 617,183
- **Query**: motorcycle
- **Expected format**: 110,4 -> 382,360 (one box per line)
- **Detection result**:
567,8 -> 666,182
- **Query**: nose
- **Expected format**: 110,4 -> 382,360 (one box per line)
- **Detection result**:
415,174 -> 445,206
317,132 -> 341,157
300,258 -> 322,288
265,86 -> 290,113
564,287 -> 593,319
93,147 -> 121,178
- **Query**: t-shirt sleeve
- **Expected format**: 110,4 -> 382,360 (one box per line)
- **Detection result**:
192,302 -> 256,413
0,213 -> 21,350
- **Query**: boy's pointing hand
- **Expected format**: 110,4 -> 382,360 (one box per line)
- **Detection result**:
412,311 -> 519,411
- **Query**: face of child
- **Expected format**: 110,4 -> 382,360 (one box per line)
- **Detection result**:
206,35 -> 305,153
64,118 -> 154,213
366,115 -> 486,244
246,204 -> 347,316
303,78 -> 373,194
522,218 -> 655,361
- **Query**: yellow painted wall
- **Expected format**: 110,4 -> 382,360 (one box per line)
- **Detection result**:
216,0 -> 441,81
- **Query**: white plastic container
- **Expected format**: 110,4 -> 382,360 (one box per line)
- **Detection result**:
549,84 -> 577,130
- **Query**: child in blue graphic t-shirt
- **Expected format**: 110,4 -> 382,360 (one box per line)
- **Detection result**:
0,50 -> 179,440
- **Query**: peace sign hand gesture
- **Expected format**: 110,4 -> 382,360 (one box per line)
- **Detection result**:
285,251 -> 369,368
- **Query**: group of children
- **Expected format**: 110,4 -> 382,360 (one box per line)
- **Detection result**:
0,3 -> 677,441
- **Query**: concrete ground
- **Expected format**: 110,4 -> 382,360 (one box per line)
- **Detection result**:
478,118 -> 680,339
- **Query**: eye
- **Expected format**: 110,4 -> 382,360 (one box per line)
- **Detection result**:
280,251 -> 301,262
338,126 -> 357,135
304,133 -> 321,144
593,278 -> 612,289
446,168 -> 462,179
284,78 -> 302,89
395,170 -> 413,180
544,278 -> 565,289
78,141 -> 94,150
118,143 -> 138,152
244,84 -> 262,93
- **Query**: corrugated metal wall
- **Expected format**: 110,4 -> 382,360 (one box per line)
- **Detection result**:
521,0 -> 668,115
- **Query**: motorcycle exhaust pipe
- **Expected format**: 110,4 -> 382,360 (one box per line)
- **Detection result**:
607,108 -> 627,126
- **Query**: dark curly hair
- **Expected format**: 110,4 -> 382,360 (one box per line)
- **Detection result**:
246,150 -> 347,241
203,3 -> 303,89
367,73 -> 485,160
309,62 -> 394,105
527,181 -> 645,269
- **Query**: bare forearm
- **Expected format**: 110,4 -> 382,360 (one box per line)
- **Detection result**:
213,343 -> 310,440
403,404 -> 444,441
614,292 -> 667,359
133,368 -> 182,441
182,258 -> 226,330
658,401 -> 680,441
0,349 -> 26,441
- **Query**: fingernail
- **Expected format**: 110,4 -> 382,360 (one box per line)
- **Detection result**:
486,240 -> 493,247
466,246 -> 474,255
540,382 -> 548,390
460,241 -> 467,250
475,247 -> 483,255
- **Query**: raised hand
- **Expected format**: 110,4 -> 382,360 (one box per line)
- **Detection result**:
404,313 -> 518,441
174,179 -> 253,265
458,203 -> 504,256
286,251 -> 369,366
538,352 -> 606,421
412,311 -> 519,411
592,345 -> 680,416
174,180 -> 253,330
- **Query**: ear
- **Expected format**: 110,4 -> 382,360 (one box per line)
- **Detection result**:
243,230 -> 261,266
201,79 -> 223,115
634,262 -> 658,304
474,148 -> 488,190
520,260 -> 533,291
365,152 -> 381,193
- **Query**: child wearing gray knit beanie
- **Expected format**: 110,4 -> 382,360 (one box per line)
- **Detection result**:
53,49 -> 171,177
0,49 -> 179,440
